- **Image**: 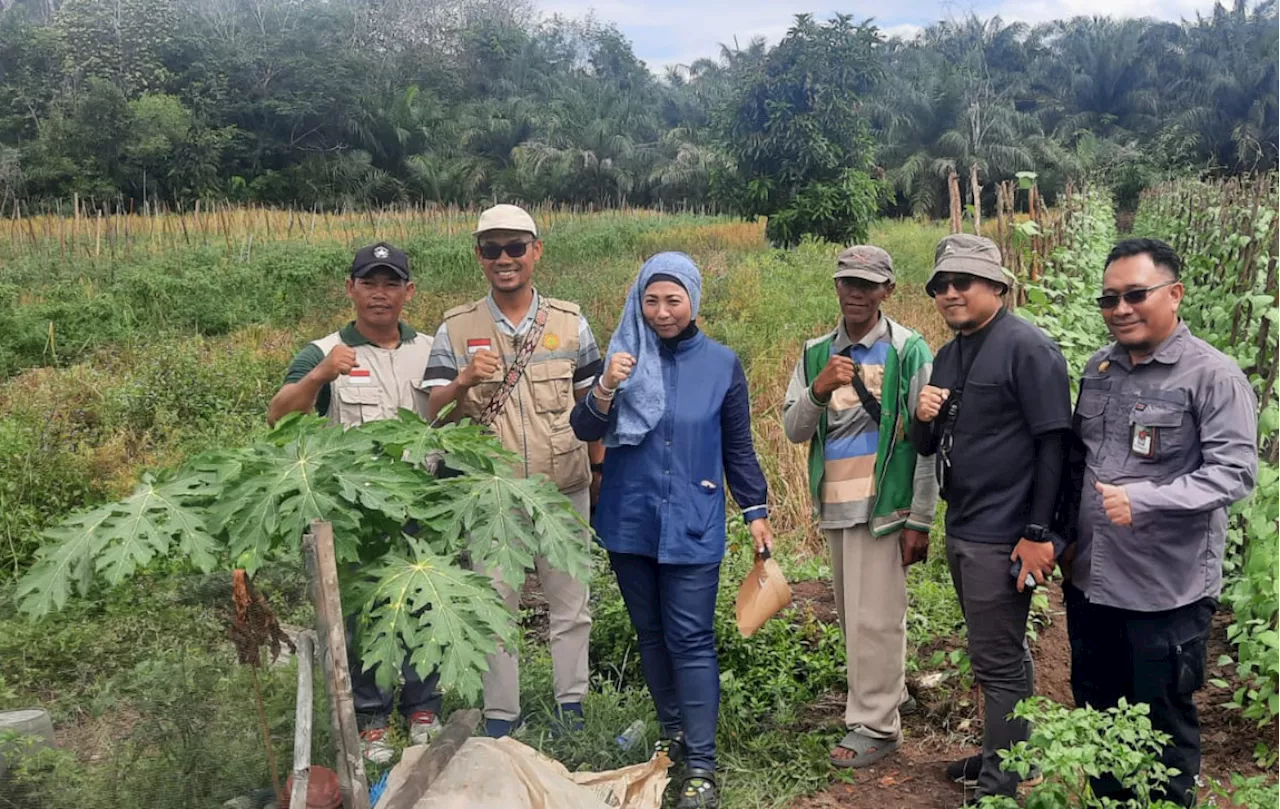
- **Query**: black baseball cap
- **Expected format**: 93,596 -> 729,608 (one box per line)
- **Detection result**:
351,242 -> 410,280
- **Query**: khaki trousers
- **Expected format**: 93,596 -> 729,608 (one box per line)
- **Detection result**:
479,486 -> 592,721
826,524 -> 908,740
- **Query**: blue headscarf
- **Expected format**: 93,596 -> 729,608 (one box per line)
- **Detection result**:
602,252 -> 703,447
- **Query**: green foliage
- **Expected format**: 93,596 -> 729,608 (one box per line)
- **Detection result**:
977,697 -> 1184,809
14,411 -> 590,700
713,14 -> 884,246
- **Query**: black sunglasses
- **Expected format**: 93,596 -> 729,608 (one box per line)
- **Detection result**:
478,240 -> 531,260
1096,280 -> 1177,310
925,275 -> 975,297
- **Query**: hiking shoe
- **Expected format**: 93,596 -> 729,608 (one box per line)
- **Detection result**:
360,727 -> 394,765
946,754 -> 1042,787
553,702 -> 585,736
676,768 -> 719,809
408,710 -> 442,745
830,731 -> 901,769
900,694 -> 920,716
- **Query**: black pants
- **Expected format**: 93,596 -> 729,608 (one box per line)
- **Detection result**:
345,610 -> 442,730
947,537 -> 1035,798
1064,583 -> 1215,807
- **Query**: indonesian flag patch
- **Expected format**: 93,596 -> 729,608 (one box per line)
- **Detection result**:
348,368 -> 371,385
466,338 -> 492,355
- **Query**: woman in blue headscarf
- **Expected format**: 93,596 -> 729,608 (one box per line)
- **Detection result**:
570,252 -> 773,809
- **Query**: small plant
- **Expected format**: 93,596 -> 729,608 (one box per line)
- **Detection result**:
977,697 -> 1183,809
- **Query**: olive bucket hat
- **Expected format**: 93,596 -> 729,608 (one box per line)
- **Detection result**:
927,234 -> 1015,293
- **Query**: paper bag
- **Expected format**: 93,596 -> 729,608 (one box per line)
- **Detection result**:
734,548 -> 792,637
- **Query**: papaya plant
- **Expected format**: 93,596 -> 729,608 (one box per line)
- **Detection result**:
14,411 -> 591,700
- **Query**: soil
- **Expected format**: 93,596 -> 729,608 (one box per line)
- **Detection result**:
789,580 -> 1277,809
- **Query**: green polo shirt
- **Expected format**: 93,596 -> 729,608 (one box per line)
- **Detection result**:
283,321 -> 419,417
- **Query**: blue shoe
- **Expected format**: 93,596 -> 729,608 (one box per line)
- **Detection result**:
486,716 -> 522,738
553,702 -> 585,736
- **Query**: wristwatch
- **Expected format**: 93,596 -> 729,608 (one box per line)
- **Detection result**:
1023,523 -> 1053,543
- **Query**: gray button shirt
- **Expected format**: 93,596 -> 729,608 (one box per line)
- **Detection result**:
1071,321 -> 1258,612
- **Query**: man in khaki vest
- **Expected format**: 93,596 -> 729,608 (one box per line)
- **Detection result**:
268,242 -> 440,764
425,204 -> 603,738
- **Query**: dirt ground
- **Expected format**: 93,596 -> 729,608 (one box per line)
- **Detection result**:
788,579 -> 1277,809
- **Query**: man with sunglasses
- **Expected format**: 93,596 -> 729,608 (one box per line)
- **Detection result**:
1058,238 -> 1257,807
423,204 -> 603,738
910,234 -> 1071,802
783,245 -> 938,769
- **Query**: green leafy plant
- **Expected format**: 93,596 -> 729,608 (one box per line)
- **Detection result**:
977,697 -> 1183,809
14,411 -> 591,699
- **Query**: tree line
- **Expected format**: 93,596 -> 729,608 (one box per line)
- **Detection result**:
0,0 -> 1275,243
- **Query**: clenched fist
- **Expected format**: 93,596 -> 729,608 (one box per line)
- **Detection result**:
916,385 -> 952,423
459,349 -> 502,388
812,355 -> 855,398
313,344 -> 359,384
602,352 -> 635,390
1095,481 -> 1132,527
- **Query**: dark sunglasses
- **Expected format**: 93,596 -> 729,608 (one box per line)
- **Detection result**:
925,275 -> 975,297
478,240 -> 531,260
1096,280 -> 1177,310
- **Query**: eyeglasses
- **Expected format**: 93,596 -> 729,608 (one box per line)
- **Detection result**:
1096,281 -> 1177,310
925,275 -> 975,298
478,240 -> 532,260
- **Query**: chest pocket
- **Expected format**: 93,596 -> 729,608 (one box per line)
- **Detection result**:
333,383 -> 383,427
527,361 -> 573,414
1127,402 -> 1193,467
1075,379 -> 1110,449
955,380 -> 1004,435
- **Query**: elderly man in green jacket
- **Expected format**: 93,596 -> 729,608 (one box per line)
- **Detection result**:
783,245 -> 939,769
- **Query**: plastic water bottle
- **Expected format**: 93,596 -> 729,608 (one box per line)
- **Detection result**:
616,719 -> 645,751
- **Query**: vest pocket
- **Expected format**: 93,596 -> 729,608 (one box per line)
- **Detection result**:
549,424 -> 589,491
527,362 -> 573,414
333,384 -> 382,427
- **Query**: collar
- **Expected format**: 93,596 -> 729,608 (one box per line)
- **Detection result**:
1107,320 -> 1188,368
485,289 -> 540,333
339,321 -> 416,347
832,312 -> 890,352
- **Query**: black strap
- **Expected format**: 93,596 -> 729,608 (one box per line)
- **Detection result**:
850,362 -> 881,425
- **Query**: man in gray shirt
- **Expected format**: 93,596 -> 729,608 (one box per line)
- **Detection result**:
1060,238 -> 1258,807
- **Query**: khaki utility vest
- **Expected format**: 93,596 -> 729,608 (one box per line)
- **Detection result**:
311,331 -> 434,428
443,295 -> 590,493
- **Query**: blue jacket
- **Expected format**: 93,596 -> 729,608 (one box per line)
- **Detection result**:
570,330 -> 769,564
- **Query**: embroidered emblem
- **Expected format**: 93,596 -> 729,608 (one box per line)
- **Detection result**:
543,333 -> 561,350
373,245 -> 390,259
1098,360 -> 1111,373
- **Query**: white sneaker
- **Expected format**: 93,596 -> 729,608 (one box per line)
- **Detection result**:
360,727 -> 395,765
408,710 -> 442,745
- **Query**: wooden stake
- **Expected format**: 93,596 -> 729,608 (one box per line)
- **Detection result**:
969,163 -> 982,235
290,630 -> 316,809
947,170 -> 962,234
304,521 -> 371,809
379,710 -> 481,809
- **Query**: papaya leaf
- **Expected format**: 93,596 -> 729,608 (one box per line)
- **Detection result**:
352,543 -> 515,700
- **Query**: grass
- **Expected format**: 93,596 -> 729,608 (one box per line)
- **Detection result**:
0,209 -> 970,808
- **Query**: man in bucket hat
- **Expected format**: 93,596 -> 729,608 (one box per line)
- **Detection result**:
783,245 -> 939,769
910,234 -> 1071,802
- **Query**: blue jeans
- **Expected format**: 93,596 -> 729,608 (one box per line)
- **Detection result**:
609,552 -> 720,771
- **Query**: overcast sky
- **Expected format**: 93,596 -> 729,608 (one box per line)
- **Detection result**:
538,0 -> 1228,71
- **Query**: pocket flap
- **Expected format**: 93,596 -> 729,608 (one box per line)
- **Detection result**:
1130,403 -> 1184,428
527,361 -> 573,382
550,425 -> 581,455
335,385 -> 381,405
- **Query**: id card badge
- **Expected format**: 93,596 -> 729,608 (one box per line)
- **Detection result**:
1130,424 -> 1155,458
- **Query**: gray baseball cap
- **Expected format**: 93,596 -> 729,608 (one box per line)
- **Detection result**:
833,245 -> 895,283
928,234 -> 1013,290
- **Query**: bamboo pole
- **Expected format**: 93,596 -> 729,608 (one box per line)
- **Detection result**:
304,521 -> 371,809
290,630 -> 316,809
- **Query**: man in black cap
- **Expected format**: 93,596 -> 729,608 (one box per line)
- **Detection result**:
268,242 -> 440,763
911,234 -> 1071,803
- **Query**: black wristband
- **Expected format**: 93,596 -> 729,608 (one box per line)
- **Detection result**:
1024,524 -> 1052,543
590,462 -> 604,472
